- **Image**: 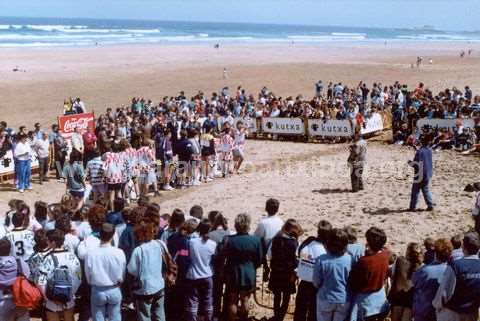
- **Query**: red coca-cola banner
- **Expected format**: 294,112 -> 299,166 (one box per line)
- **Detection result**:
58,112 -> 95,137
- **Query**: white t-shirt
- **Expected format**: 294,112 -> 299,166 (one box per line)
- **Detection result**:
297,240 -> 326,282
14,142 -> 32,161
6,228 -> 35,261
254,215 -> 284,249
64,233 -> 80,253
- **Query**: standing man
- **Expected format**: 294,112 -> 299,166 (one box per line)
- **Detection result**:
408,135 -> 434,211
53,125 -> 68,181
84,223 -> 126,321
71,126 -> 84,155
433,232 -> 480,321
14,134 -> 32,193
33,132 -> 50,184
315,80 -> 323,97
348,132 -> 367,193
33,122 -> 44,140
83,126 -> 97,166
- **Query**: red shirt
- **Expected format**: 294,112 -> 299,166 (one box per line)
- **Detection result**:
83,132 -> 97,152
349,249 -> 391,293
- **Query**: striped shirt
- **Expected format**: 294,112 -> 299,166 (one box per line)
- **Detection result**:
86,156 -> 105,185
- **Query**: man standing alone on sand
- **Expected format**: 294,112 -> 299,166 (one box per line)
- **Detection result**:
409,135 -> 434,211
348,132 -> 367,192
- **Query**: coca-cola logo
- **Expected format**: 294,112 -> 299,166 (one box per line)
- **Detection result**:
62,116 -> 93,133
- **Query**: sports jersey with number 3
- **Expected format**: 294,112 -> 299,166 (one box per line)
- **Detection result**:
6,228 -> 35,261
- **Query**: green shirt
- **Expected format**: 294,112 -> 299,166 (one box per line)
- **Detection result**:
222,233 -> 262,291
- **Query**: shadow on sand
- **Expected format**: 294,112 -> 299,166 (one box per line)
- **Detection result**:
362,207 -> 423,216
312,188 -> 351,194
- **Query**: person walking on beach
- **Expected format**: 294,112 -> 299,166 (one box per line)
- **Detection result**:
348,132 -> 367,193
408,135 -> 434,211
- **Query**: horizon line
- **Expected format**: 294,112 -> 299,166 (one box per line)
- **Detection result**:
0,15 -> 476,34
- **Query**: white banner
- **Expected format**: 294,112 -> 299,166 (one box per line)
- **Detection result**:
0,150 -> 39,175
361,113 -> 384,135
262,117 -> 305,135
308,119 -> 353,137
234,117 -> 257,133
416,118 -> 476,131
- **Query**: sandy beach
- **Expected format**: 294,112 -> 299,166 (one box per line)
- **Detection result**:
1,41 -> 480,246
1,40 -> 480,319
2,41 -> 480,128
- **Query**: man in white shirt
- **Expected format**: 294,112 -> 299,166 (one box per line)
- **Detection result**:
84,223 -> 126,321
71,127 -> 84,154
33,132 -> 50,184
254,198 -> 284,252
73,98 -> 86,114
14,134 -> 32,192
38,229 -> 82,321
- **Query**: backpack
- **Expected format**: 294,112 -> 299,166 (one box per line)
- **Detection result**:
12,259 -> 43,310
46,253 -> 73,304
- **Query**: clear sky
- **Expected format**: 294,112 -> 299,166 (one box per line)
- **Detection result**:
0,0 -> 478,31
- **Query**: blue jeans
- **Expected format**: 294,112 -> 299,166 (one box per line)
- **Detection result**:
135,290 -> 165,321
16,159 -> 31,190
91,285 -> 122,321
185,277 -> 214,321
409,181 -> 433,209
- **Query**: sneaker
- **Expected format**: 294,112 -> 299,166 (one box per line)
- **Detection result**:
163,184 -> 174,191
27,186 -> 33,190
205,177 -> 213,183
192,180 -> 201,186
426,207 -> 434,212
18,189 -> 24,193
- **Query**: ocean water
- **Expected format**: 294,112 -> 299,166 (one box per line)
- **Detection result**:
0,16 -> 479,47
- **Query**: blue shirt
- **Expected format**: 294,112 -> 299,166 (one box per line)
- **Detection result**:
186,237 -> 217,280
347,243 -> 365,265
127,240 -> 165,295
313,253 -> 352,304
106,211 -> 124,226
412,261 -> 447,321
413,147 -> 433,183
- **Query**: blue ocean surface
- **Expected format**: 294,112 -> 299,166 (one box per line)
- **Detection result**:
0,16 -> 479,47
